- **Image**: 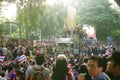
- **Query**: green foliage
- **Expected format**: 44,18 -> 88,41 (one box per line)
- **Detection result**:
0,23 -> 5,36
40,3 -> 67,39
1,0 -> 70,40
111,29 -> 120,41
0,2 -> 9,36
77,0 -> 120,41
6,0 -> 16,3
16,0 -> 45,39
115,0 -> 120,6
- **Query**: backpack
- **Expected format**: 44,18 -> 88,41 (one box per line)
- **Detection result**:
31,66 -> 45,80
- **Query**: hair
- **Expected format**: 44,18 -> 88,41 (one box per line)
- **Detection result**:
35,54 -> 45,65
83,57 -> 88,63
102,55 -> 109,72
78,65 -> 92,80
52,57 -> 68,80
88,55 -> 104,67
78,65 -> 88,73
111,51 -> 120,65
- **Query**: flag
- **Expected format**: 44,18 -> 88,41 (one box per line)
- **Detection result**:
73,8 -> 76,27
0,56 -> 5,62
67,6 -> 70,27
17,55 -> 26,62
67,6 -> 76,28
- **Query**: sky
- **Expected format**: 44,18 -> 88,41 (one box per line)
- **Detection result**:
1,0 -> 119,21
1,1 -> 17,21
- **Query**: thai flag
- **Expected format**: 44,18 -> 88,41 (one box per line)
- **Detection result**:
17,55 -> 26,62
0,56 -> 5,62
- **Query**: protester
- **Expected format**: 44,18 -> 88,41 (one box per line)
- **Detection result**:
106,51 -> 120,80
52,54 -> 75,80
25,54 -> 51,80
78,55 -> 109,80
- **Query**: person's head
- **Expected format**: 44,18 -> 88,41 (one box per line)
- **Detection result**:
83,57 -> 88,63
58,54 -> 67,61
53,54 -> 68,80
56,57 -> 68,72
106,51 -> 120,76
35,54 -> 45,65
56,54 -> 68,73
87,55 -> 104,77
79,65 -> 88,73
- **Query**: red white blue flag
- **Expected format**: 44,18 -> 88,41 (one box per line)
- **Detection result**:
0,56 -> 5,62
17,55 -> 26,62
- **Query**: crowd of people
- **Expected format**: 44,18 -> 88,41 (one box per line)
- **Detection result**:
0,44 -> 119,80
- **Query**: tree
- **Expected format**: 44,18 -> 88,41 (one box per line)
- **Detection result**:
15,0 -> 67,40
0,1 -> 4,35
0,1 -> 9,36
40,2 -> 67,39
114,0 -> 120,6
16,0 -> 45,40
77,0 -> 120,41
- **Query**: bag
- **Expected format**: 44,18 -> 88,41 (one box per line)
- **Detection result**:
31,66 -> 45,80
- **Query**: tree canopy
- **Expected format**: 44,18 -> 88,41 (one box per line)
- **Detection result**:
77,0 -> 120,41
1,0 -> 120,42
16,0 -> 46,39
40,2 -> 67,39
114,0 -> 120,6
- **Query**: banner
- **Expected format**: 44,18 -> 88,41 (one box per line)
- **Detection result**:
83,26 -> 96,38
87,27 -> 96,38
67,6 -> 76,28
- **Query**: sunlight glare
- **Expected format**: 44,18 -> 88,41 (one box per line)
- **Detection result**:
46,0 -> 71,6
2,2 -> 17,20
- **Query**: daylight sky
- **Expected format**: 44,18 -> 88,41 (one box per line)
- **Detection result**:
1,0 -> 120,21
